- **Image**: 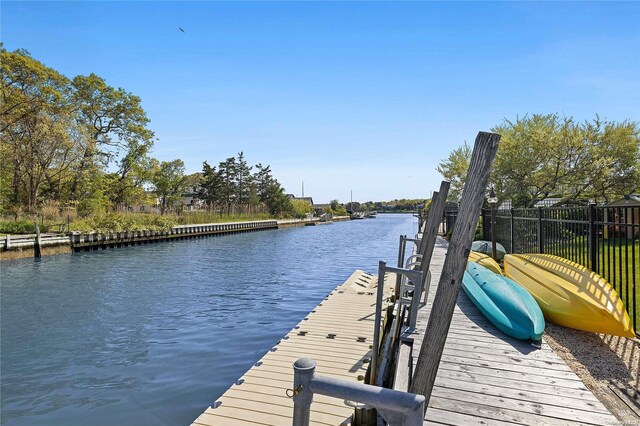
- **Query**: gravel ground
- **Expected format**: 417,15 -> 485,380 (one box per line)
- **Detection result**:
543,324 -> 640,424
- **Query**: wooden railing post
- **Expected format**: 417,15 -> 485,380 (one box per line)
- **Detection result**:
410,131 -> 501,409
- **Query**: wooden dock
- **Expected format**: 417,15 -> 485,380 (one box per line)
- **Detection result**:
403,237 -> 619,425
191,234 -> 619,425
192,270 -> 396,425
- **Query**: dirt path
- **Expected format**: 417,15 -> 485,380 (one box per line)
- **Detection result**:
544,324 -> 640,425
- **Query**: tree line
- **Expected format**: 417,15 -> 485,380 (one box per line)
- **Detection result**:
0,47 -> 299,218
437,114 -> 640,207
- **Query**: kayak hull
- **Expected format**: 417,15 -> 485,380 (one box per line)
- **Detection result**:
504,254 -> 635,338
462,262 -> 545,341
468,251 -> 503,275
471,240 -> 506,261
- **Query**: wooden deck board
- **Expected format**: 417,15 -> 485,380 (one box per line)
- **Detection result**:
406,237 -> 619,425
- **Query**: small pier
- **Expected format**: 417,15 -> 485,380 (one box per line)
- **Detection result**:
191,270 -> 396,425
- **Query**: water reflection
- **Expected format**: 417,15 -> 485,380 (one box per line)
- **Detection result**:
1,214 -> 416,425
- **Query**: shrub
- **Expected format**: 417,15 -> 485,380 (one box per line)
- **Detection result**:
0,219 -> 36,234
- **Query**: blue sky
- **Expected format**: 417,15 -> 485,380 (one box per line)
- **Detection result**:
2,2 -> 639,203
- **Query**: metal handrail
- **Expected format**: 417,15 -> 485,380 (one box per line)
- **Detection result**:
292,358 -> 425,426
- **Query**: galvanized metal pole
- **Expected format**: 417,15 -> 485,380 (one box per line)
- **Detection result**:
292,358 -> 316,426
395,235 -> 406,298
370,261 -> 386,385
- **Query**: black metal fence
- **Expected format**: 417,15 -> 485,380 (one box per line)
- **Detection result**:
447,205 -> 639,334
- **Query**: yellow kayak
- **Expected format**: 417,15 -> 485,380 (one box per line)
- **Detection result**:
468,251 -> 503,275
504,254 -> 635,337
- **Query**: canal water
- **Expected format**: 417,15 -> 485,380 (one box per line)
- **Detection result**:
0,214 -> 417,425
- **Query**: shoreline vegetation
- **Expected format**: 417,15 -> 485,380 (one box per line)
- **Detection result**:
1,47 -> 427,237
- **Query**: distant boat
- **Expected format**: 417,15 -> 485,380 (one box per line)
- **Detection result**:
365,211 -> 377,218
350,212 -> 366,220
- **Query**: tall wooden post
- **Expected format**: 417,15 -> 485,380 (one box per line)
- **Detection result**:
410,131 -> 501,409
420,191 -> 438,236
417,182 -> 450,293
34,221 -> 42,259
418,183 -> 450,260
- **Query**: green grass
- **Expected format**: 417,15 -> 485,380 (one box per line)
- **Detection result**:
68,211 -> 273,233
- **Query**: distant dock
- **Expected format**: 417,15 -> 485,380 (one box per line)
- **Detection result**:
1,216 -> 352,260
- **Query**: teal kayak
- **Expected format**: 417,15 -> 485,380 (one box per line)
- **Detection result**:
462,262 -> 545,341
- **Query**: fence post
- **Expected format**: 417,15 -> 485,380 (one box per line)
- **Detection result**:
537,207 -> 544,254
588,203 -> 597,271
482,209 -> 490,241
509,208 -> 515,254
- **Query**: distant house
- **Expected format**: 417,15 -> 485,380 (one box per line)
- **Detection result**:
608,194 -> 640,208
286,194 -> 314,206
607,195 -> 640,238
313,203 -> 331,215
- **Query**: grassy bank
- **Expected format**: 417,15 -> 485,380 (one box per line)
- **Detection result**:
0,212 -> 274,235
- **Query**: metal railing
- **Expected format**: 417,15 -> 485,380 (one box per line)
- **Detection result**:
289,229 -> 430,425
291,358 -> 425,426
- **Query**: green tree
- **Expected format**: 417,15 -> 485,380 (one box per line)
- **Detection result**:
152,159 -> 187,215
579,118 -> 640,203
437,114 -> 640,207
198,161 -> 223,208
0,47 -> 77,212
107,139 -> 154,210
70,73 -> 154,199
217,156 -> 237,213
290,199 -> 314,218
436,142 -> 471,202
234,151 -> 253,205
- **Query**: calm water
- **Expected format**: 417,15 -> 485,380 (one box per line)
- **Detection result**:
0,214 -> 416,425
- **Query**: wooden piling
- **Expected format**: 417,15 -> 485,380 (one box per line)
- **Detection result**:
417,182 -> 450,292
34,222 -> 42,258
410,131 -> 501,407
